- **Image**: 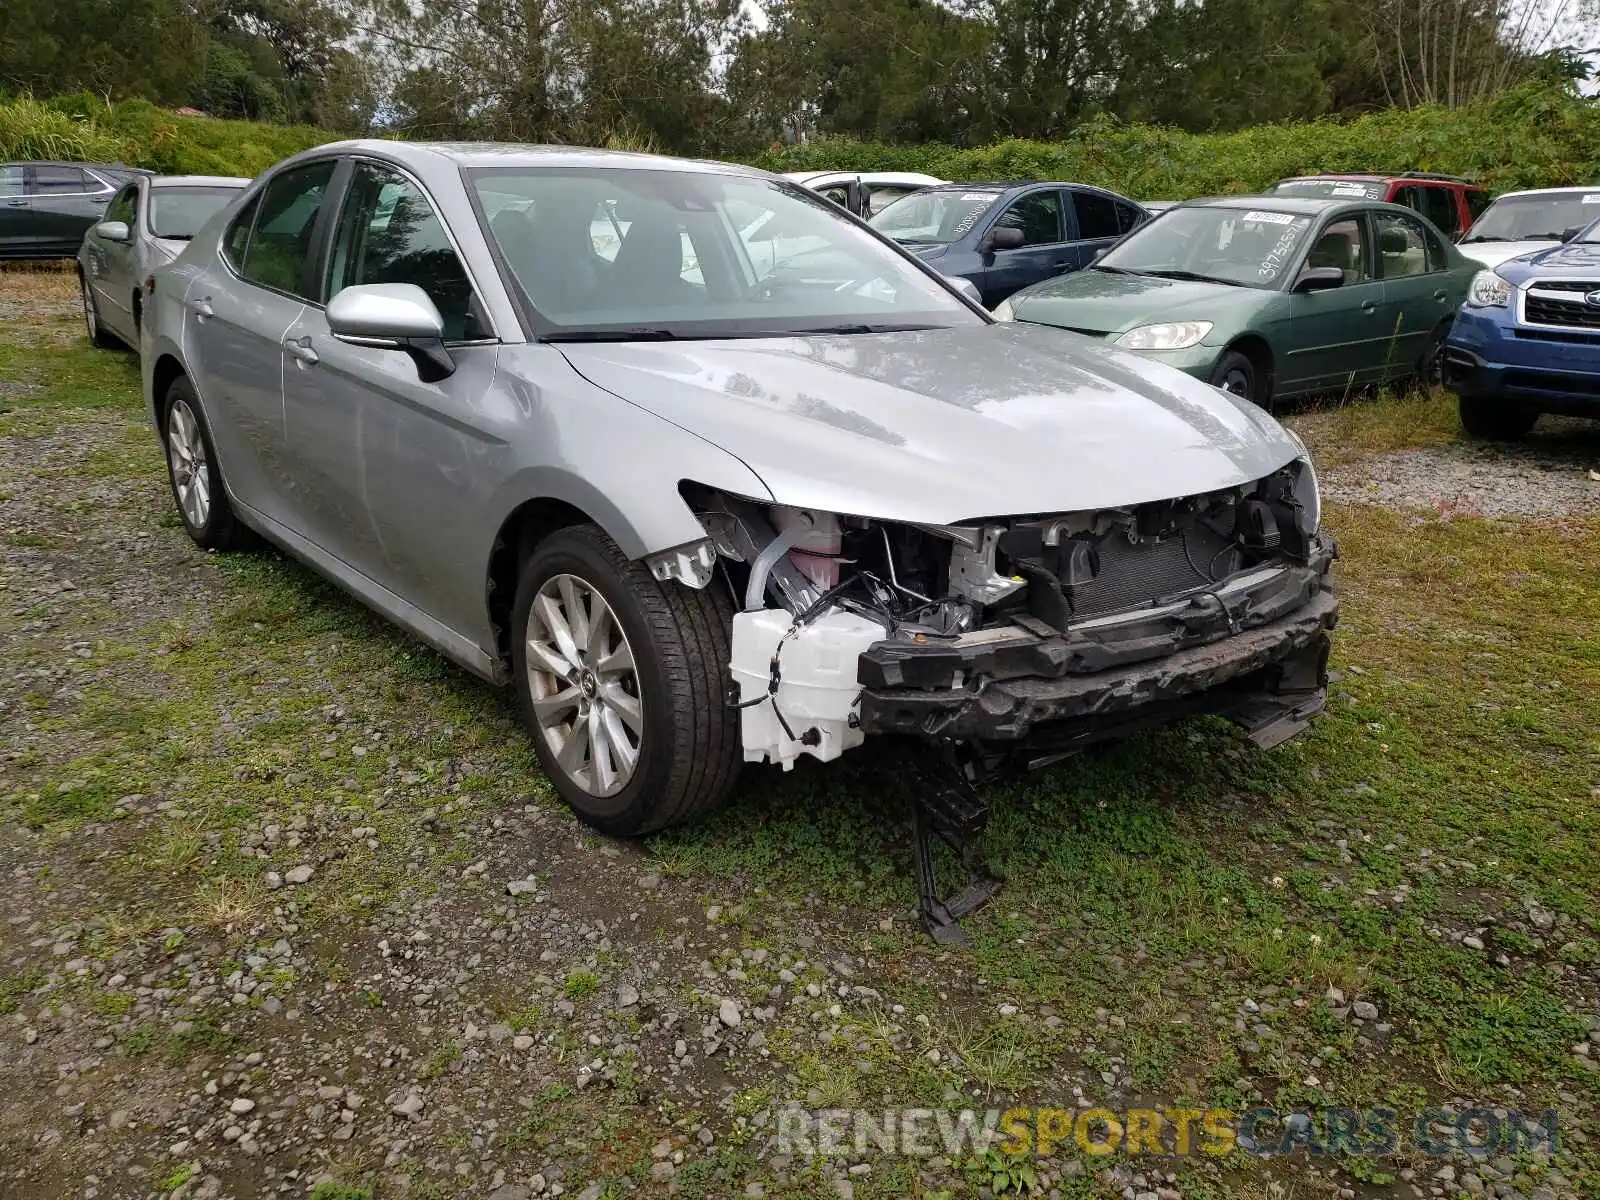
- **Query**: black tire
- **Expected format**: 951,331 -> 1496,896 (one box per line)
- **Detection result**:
511,524 -> 740,836
1417,322 -> 1450,389
160,375 -> 252,551
80,272 -> 121,350
1458,395 -> 1537,442
1210,349 -> 1262,405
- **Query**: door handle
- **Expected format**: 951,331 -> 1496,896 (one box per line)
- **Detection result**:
189,296 -> 214,320
1432,289 -> 1449,302
1361,300 -> 1377,313
285,336 -> 319,365
4,199 -> 25,208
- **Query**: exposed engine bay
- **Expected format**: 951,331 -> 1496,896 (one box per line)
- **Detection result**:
667,458 -> 1337,770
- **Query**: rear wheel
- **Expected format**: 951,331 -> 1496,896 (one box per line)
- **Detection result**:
1459,395 -> 1537,441
80,272 -> 120,350
161,376 -> 251,550
512,524 -> 740,837
1210,350 -> 1263,405
1418,322 -> 1450,389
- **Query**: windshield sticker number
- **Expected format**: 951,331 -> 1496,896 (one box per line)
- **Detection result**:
1258,225 -> 1304,281
950,197 -> 996,239
1244,210 -> 1296,225
1584,194 -> 1600,204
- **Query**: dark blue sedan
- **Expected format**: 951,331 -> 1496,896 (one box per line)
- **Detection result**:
868,181 -> 1150,307
1445,219 -> 1600,439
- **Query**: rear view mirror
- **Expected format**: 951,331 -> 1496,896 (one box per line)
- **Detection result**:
1293,266 -> 1344,293
94,220 -> 130,243
983,226 -> 1026,253
327,283 -> 455,381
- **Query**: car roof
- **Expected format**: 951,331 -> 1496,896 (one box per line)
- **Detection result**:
1181,194 -> 1356,215
149,174 -> 251,188
1276,171 -> 1475,184
6,160 -> 151,174
306,140 -> 772,179
1492,185 -> 1600,199
783,170 -> 943,187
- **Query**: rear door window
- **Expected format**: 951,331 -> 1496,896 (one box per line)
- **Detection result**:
1419,185 -> 1459,237
238,160 -> 336,299
0,166 -> 24,198
1072,189 -> 1121,240
31,166 -> 92,194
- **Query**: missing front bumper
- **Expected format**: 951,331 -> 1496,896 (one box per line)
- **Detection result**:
858,580 -> 1338,745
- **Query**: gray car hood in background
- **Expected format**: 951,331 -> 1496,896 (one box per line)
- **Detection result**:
558,323 -> 1303,525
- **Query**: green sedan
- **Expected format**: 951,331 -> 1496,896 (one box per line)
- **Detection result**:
990,195 -> 1478,404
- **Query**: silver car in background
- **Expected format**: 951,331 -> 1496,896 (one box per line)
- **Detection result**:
77,174 -> 249,350
142,141 -> 1336,853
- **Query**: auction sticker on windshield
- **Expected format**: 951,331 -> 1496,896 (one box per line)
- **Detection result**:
1243,211 -> 1297,225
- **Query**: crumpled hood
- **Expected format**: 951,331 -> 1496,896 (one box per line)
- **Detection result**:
1494,240 -> 1600,286
1458,240 -> 1561,270
556,323 -> 1302,524
1009,269 -> 1255,335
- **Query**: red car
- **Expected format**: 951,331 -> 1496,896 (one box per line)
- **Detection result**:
1269,173 -> 1491,242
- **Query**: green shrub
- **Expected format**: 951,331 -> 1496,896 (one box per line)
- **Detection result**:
0,95 -> 330,177
755,84 -> 1600,199
3,82 -> 1597,197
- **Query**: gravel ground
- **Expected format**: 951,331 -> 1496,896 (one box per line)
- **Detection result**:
1323,417 -> 1600,519
2,273 -> 1596,1200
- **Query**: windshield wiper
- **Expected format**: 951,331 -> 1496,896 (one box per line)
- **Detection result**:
1092,264 -> 1143,275
1140,269 -> 1242,286
789,323 -> 937,335
544,327 -> 678,342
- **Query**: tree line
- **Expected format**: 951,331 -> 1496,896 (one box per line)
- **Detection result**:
1,0 -> 1594,154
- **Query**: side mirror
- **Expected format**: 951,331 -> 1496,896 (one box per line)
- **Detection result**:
1293,266 -> 1345,293
327,283 -> 455,381
1091,247 -> 1108,262
94,220 -> 130,243
950,276 -> 983,306
982,226 -> 1026,253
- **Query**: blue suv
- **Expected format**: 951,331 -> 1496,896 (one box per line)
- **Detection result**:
869,181 -> 1150,307
1445,218 -> 1600,439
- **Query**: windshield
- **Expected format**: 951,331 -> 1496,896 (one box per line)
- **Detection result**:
1096,206 -> 1315,288
150,186 -> 243,240
1271,179 -> 1386,201
469,168 -> 979,339
869,188 -> 1002,245
1462,191 -> 1600,243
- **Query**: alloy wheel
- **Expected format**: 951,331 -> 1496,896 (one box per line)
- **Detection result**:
524,573 -> 643,798
166,398 -> 211,530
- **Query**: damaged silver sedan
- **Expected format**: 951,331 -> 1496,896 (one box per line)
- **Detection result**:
142,142 -> 1336,935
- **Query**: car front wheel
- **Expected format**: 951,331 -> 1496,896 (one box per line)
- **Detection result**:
512,524 -> 741,836
1210,350 -> 1261,405
80,273 -> 120,350
1458,395 -> 1537,441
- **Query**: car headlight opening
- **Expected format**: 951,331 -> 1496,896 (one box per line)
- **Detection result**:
1113,321 -> 1213,351
1466,270 -> 1511,309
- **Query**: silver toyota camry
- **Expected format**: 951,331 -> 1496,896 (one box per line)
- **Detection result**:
142,140 -> 1338,849
78,174 -> 249,351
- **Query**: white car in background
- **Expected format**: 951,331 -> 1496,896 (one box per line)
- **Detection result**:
783,170 -> 946,216
1457,186 -> 1600,268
